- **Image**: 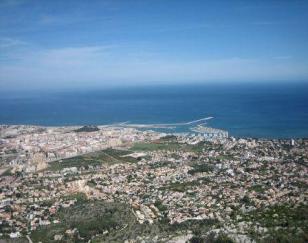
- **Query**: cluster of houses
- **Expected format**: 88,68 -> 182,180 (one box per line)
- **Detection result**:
0,126 -> 307,241
0,125 -> 163,173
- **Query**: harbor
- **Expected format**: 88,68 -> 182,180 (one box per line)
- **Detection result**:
190,125 -> 229,139
117,117 -> 229,139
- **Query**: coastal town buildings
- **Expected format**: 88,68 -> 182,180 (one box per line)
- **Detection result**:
0,125 -> 307,242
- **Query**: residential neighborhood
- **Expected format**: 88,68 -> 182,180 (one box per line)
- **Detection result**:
0,125 -> 307,242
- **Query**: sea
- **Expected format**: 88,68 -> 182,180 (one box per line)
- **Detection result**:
1,82 -> 308,139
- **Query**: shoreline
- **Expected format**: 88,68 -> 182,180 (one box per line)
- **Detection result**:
1,124 -> 308,140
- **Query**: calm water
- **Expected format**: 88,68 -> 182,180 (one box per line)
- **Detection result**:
1,82 -> 308,138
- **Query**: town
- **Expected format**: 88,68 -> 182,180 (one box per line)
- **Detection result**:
0,125 -> 307,242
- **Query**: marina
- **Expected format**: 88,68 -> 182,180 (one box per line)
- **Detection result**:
190,125 -> 229,139
116,117 -> 228,139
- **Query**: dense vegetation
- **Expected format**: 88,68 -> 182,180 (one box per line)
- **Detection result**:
29,194 -> 222,243
31,197 -> 132,242
74,126 -> 99,133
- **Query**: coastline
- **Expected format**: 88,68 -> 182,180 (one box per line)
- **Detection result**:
1,123 -> 307,242
1,83 -> 308,139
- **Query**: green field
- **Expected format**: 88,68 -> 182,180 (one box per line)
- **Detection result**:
130,139 -> 209,153
0,168 -> 13,177
131,141 -> 182,151
47,148 -> 138,171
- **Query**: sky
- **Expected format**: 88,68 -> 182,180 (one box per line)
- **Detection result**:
0,0 -> 308,91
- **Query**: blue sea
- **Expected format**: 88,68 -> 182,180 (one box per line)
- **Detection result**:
1,82 -> 308,138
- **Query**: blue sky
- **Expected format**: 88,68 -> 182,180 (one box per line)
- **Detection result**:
0,0 -> 308,90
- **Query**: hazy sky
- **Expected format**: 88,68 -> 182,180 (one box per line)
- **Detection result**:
0,0 -> 308,90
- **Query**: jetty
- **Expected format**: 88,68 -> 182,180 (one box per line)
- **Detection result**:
116,117 -> 214,128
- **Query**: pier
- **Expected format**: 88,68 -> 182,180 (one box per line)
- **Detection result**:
116,117 -> 214,129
